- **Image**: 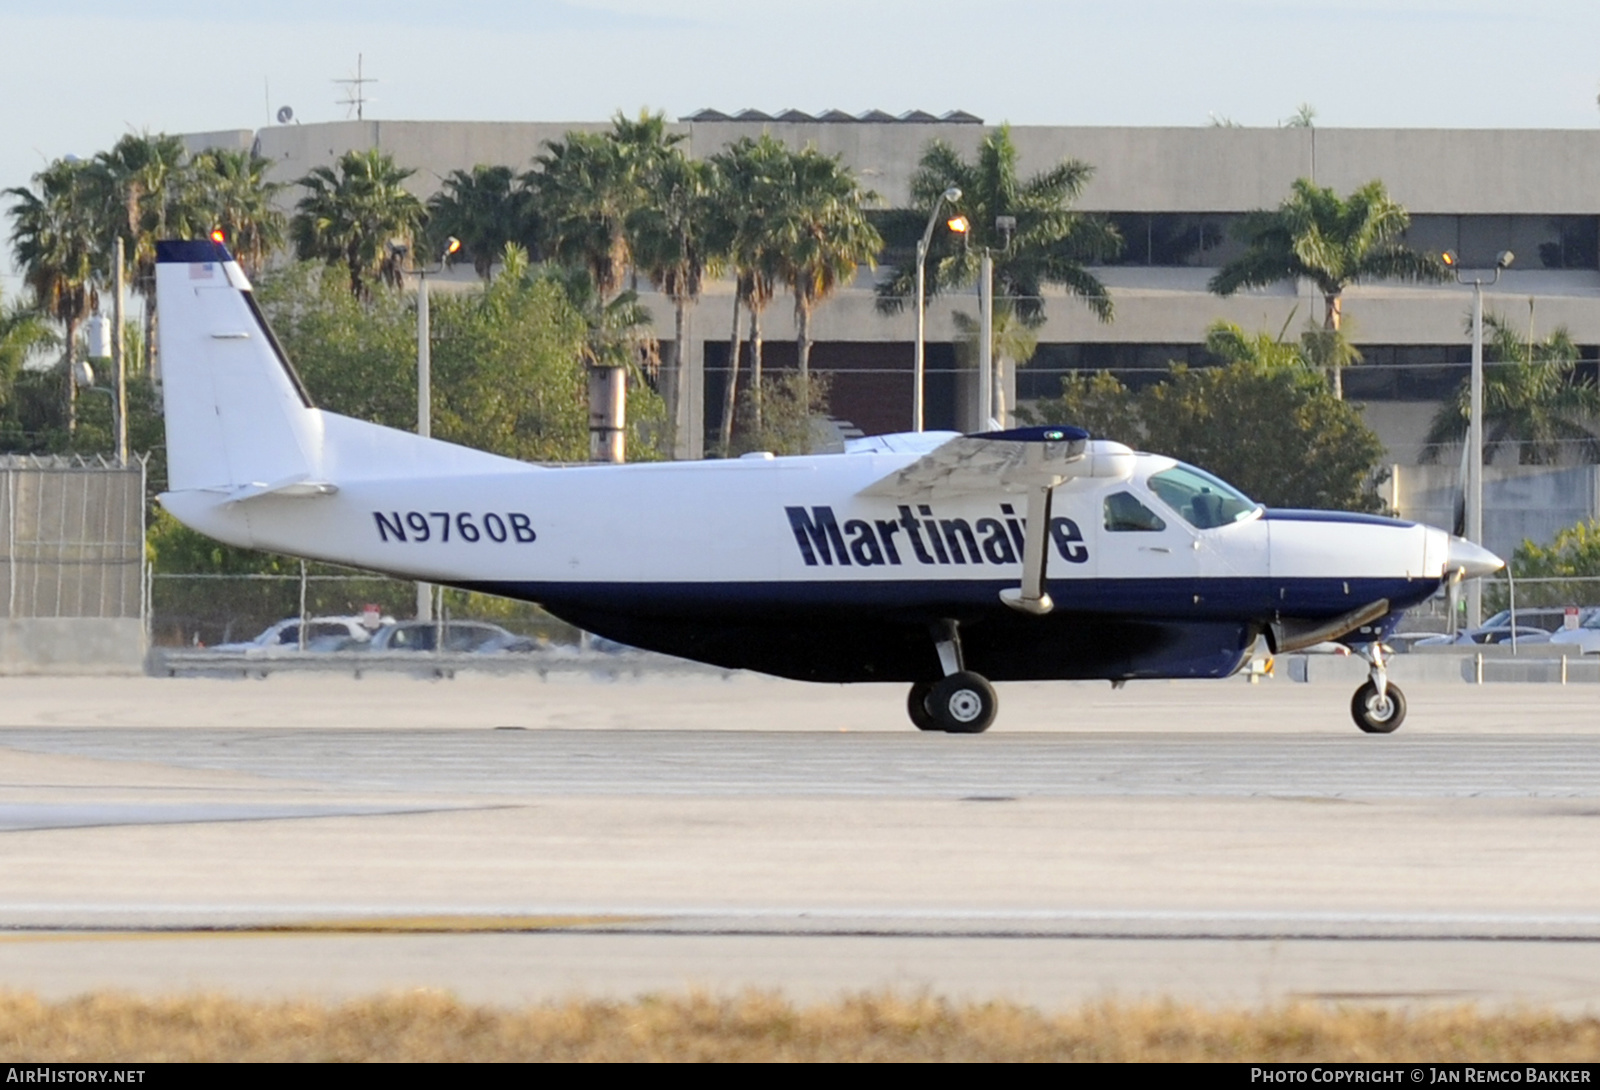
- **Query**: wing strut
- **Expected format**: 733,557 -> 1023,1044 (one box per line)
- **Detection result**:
999,479 -> 1056,616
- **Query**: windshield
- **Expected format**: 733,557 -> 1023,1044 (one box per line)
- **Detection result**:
1146,464 -> 1258,529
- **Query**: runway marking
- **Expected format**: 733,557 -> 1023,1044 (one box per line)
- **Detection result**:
0,915 -> 649,941
0,802 -> 497,832
8,905 -> 1600,935
5,926 -> 1600,944
6,730 -> 1600,798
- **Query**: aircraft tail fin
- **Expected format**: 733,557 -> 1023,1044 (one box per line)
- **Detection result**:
154,239 -> 322,495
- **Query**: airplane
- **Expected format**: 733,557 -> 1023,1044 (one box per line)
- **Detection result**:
153,238 -> 1504,735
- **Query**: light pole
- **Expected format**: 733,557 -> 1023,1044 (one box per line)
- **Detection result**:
113,235 -> 127,465
952,215 -> 1015,431
1442,247 -> 1513,630
913,186 -> 961,432
391,236 -> 461,622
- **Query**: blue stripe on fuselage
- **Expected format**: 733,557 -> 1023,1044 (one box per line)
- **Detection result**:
453,574 -> 1441,621
1262,508 -> 1417,529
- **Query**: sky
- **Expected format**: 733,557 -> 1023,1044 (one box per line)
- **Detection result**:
3,0 -> 1600,292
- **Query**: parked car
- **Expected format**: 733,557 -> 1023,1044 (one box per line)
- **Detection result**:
1383,631 -> 1451,653
1549,609 -> 1600,654
362,620 -> 538,654
1414,607 -> 1594,647
212,615 -> 389,654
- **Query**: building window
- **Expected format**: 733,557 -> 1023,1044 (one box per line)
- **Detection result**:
1103,213 -> 1245,267
1404,215 -> 1599,270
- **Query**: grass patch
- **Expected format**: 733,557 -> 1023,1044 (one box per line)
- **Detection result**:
1,992 -> 1598,1061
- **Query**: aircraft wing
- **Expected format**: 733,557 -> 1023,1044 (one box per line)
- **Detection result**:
859,427 -> 1136,616
858,426 -> 1130,499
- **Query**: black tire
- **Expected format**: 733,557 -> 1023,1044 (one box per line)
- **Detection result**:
927,671 -> 998,734
907,681 -> 941,732
1351,680 -> 1406,734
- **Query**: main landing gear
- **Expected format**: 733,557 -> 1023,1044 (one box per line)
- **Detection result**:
1350,642 -> 1405,734
908,620 -> 998,734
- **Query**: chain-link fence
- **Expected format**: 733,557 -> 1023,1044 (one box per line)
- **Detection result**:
149,568 -> 580,649
1394,574 -> 1600,637
0,456 -> 145,621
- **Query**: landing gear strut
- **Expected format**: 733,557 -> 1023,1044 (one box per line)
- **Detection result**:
908,620 -> 999,734
1350,643 -> 1405,734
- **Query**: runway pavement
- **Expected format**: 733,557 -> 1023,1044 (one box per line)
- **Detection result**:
0,672 -> 1598,1010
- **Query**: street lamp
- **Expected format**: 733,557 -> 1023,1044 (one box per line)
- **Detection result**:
979,215 -> 1016,429
389,236 -> 463,440
390,235 -> 462,622
913,186 -> 962,431
1441,247 -> 1513,630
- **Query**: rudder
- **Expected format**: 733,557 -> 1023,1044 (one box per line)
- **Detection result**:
154,239 -> 320,494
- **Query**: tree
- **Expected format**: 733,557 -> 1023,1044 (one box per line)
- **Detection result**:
879,125 -> 1117,325
629,153 -> 721,452
530,112 -> 682,301
290,149 -> 425,299
1422,311 -> 1600,465
253,253 -> 625,465
1139,364 -> 1387,511
531,113 -> 683,459
876,125 -> 1119,424
1502,518 -> 1600,608
730,371 -> 832,457
1209,178 -> 1448,398
86,133 -> 200,281
191,148 -> 286,276
1021,369 -> 1135,447
1024,356 -> 1388,512
1283,103 -> 1317,128
85,133 -> 203,377
425,164 -> 532,279
1203,316 -> 1363,379
0,288 -> 53,407
253,260 -> 416,428
432,248 -> 618,463
6,158 -> 100,433
708,134 -> 789,450
770,146 -> 881,391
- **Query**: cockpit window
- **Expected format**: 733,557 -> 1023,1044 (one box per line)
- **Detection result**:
1104,491 -> 1166,532
1147,464 -> 1258,529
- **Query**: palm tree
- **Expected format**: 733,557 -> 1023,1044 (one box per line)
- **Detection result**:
191,148 -> 286,277
528,128 -> 641,301
708,135 -> 789,450
291,149 -> 425,299
6,158 -> 100,433
1203,315 -> 1362,377
0,288 -> 54,408
87,133 -> 198,275
770,146 -> 882,391
629,153 -> 721,454
1423,311 -> 1600,465
85,133 -> 203,378
879,125 -> 1118,325
877,125 -> 1118,427
1209,178 -> 1448,398
426,165 -> 532,279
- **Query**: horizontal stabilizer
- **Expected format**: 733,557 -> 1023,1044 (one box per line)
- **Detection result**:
859,426 -> 1135,499
224,475 -> 340,503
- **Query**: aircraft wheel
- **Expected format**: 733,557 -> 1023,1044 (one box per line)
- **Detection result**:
907,681 -> 942,732
927,671 -> 998,734
1351,680 -> 1406,734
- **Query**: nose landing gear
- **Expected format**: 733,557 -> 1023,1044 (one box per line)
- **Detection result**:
1351,643 -> 1405,733
908,620 -> 999,734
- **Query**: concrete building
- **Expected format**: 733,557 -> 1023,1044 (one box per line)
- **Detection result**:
185,118 -> 1600,483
